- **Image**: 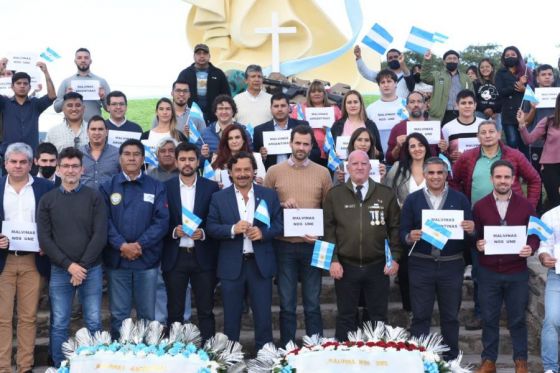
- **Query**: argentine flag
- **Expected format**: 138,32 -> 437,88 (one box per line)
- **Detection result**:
202,159 -> 215,179
182,206 -> 202,236
432,32 -> 449,44
143,144 -> 158,167
327,148 -> 341,172
311,240 -> 335,270
526,56 -> 536,70
254,199 -> 271,228
323,128 -> 335,153
362,23 -> 394,55
296,104 -> 305,120
188,119 -> 202,144
438,153 -> 453,178
385,239 -> 393,269
527,216 -> 553,242
40,47 -> 61,62
246,123 -> 254,141
190,102 -> 205,123
405,26 -> 434,55
522,85 -> 539,104
397,98 -> 409,120
421,219 -> 452,250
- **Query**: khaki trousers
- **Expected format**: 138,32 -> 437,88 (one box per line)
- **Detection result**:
0,254 -> 41,373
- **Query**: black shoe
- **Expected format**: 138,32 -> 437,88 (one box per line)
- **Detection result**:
465,317 -> 482,330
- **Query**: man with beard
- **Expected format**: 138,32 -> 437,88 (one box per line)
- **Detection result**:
162,142 -> 219,341
147,138 -> 179,182
421,49 -> 473,125
34,142 -> 61,186
386,91 -> 447,164
80,115 -> 120,189
264,125 -> 332,345
53,48 -> 110,122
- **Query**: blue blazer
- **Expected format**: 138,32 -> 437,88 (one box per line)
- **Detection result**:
399,187 -> 473,257
0,176 -> 54,277
206,184 -> 283,280
253,118 -> 321,169
162,176 -> 220,272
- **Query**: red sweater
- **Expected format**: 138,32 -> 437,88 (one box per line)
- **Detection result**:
449,141 -> 541,209
386,119 -> 441,164
473,192 -> 540,274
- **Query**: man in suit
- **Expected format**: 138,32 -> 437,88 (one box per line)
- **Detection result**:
34,142 -> 61,186
162,142 -> 219,341
0,143 -> 53,373
253,93 -> 320,169
207,152 -> 283,351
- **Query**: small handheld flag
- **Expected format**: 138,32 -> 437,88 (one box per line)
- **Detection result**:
40,47 -> 61,62
203,159 -> 215,179
143,144 -> 158,167
526,56 -> 536,70
421,219 -> 452,250
405,26 -> 434,55
527,216 -> 553,242
522,85 -> 539,104
385,239 -> 393,269
432,32 -> 449,44
246,124 -> 254,141
438,153 -> 453,178
362,23 -> 394,55
182,206 -> 202,236
254,199 -> 271,228
327,148 -> 342,172
189,102 -> 205,123
296,104 -> 305,120
323,128 -> 335,153
397,98 -> 409,120
311,240 -> 335,270
188,120 -> 202,144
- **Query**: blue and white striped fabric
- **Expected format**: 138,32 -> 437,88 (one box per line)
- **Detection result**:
522,85 -> 539,104
527,216 -> 553,242
526,56 -> 536,70
144,144 -> 158,167
254,199 -> 270,228
404,26 -> 434,54
438,153 -> 453,179
327,148 -> 341,172
203,159 -> 215,179
311,240 -> 335,270
362,23 -> 394,55
246,123 -> 254,141
296,104 -> 305,120
397,98 -> 409,120
40,47 -> 61,62
421,219 -> 452,250
190,102 -> 205,123
323,128 -> 335,153
182,206 -> 202,236
385,239 -> 393,269
432,32 -> 449,44
188,120 -> 202,144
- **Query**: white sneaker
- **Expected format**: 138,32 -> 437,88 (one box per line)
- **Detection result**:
464,265 -> 472,280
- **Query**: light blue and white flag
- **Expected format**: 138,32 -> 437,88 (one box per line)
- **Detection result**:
246,123 -> 254,141
397,98 -> 409,120
323,128 -> 335,153
254,199 -> 270,228
385,239 -> 393,269
188,120 -> 202,144
144,144 -> 158,167
527,216 -> 553,242
39,47 -> 61,62
522,85 -> 539,104
432,32 -> 449,44
438,153 -> 453,178
296,104 -> 305,120
311,240 -> 335,270
421,219 -> 452,250
362,23 -> 394,55
404,26 -> 434,55
203,159 -> 215,179
327,148 -> 341,172
526,56 -> 536,70
190,102 -> 205,123
182,206 -> 202,236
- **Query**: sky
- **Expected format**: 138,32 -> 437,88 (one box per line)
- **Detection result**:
2,0 -> 560,128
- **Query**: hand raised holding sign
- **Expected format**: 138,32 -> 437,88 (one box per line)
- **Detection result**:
519,245 -> 532,258
461,220 -> 475,234
0,235 -> 8,249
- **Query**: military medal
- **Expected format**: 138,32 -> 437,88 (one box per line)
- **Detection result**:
369,211 -> 376,226
374,210 -> 380,225
380,210 -> 385,225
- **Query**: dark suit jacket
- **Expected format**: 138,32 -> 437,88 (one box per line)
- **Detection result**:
162,176 -> 220,272
253,118 -> 321,169
0,175 -> 54,277
206,184 -> 283,280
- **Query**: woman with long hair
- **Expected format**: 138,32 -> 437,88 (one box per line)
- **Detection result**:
517,93 -> 560,210
141,97 -> 187,144
475,58 -> 501,128
212,123 -> 251,170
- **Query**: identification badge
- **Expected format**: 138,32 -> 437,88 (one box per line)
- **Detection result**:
144,193 -> 155,204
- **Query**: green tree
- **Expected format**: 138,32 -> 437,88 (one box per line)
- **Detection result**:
459,43 -> 503,70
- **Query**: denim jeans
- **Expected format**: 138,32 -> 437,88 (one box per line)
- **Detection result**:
107,267 -> 158,339
155,268 -> 191,324
50,264 -> 103,367
542,269 -> 560,372
503,122 -> 528,157
275,241 -> 323,346
478,266 -> 528,362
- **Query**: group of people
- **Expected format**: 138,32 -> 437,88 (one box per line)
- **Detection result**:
0,42 -> 559,373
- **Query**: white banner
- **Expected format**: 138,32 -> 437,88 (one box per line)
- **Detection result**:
283,208 -> 324,237
71,79 -> 100,100
0,77 -> 12,96
457,137 -> 479,153
2,221 -> 39,252
407,121 -> 440,144
263,131 -> 291,155
305,106 -> 335,128
69,354 -> 206,373
335,135 -> 351,159
484,225 -> 527,255
535,87 -> 560,109
422,209 -> 464,240
6,52 -> 38,73
107,130 -> 141,148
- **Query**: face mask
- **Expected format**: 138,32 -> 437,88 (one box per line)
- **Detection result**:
388,60 -> 400,70
40,166 -> 56,179
504,57 -> 519,68
413,73 -> 421,83
446,62 -> 458,72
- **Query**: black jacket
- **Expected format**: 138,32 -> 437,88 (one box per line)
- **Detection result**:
331,118 -> 384,161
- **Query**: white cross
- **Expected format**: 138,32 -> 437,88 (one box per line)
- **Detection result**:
255,12 -> 296,74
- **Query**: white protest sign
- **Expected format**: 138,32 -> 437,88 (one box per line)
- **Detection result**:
422,210 -> 464,240
484,226 -> 527,255
305,106 -> 334,128
253,152 -> 266,179
407,121 -> 440,145
535,87 -> 560,109
71,79 -> 100,100
263,131 -> 291,155
457,137 -> 480,153
0,77 -> 12,96
283,209 -> 324,237
344,160 -> 380,183
6,52 -> 38,73
1,221 -> 39,252
335,135 -> 351,159
219,169 -> 232,188
107,130 -> 141,148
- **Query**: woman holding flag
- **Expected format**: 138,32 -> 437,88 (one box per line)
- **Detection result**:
141,98 -> 188,144
495,46 -> 533,156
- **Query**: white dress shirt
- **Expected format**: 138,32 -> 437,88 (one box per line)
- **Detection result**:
4,176 -> 36,223
232,186 -> 255,254
179,176 -> 197,248
537,205 -> 560,257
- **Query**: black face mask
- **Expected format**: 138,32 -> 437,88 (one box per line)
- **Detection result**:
446,62 -> 458,72
413,73 -> 421,83
504,57 -> 519,68
388,60 -> 401,70
40,166 -> 56,179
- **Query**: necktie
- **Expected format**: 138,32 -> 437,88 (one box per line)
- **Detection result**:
356,185 -> 363,203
